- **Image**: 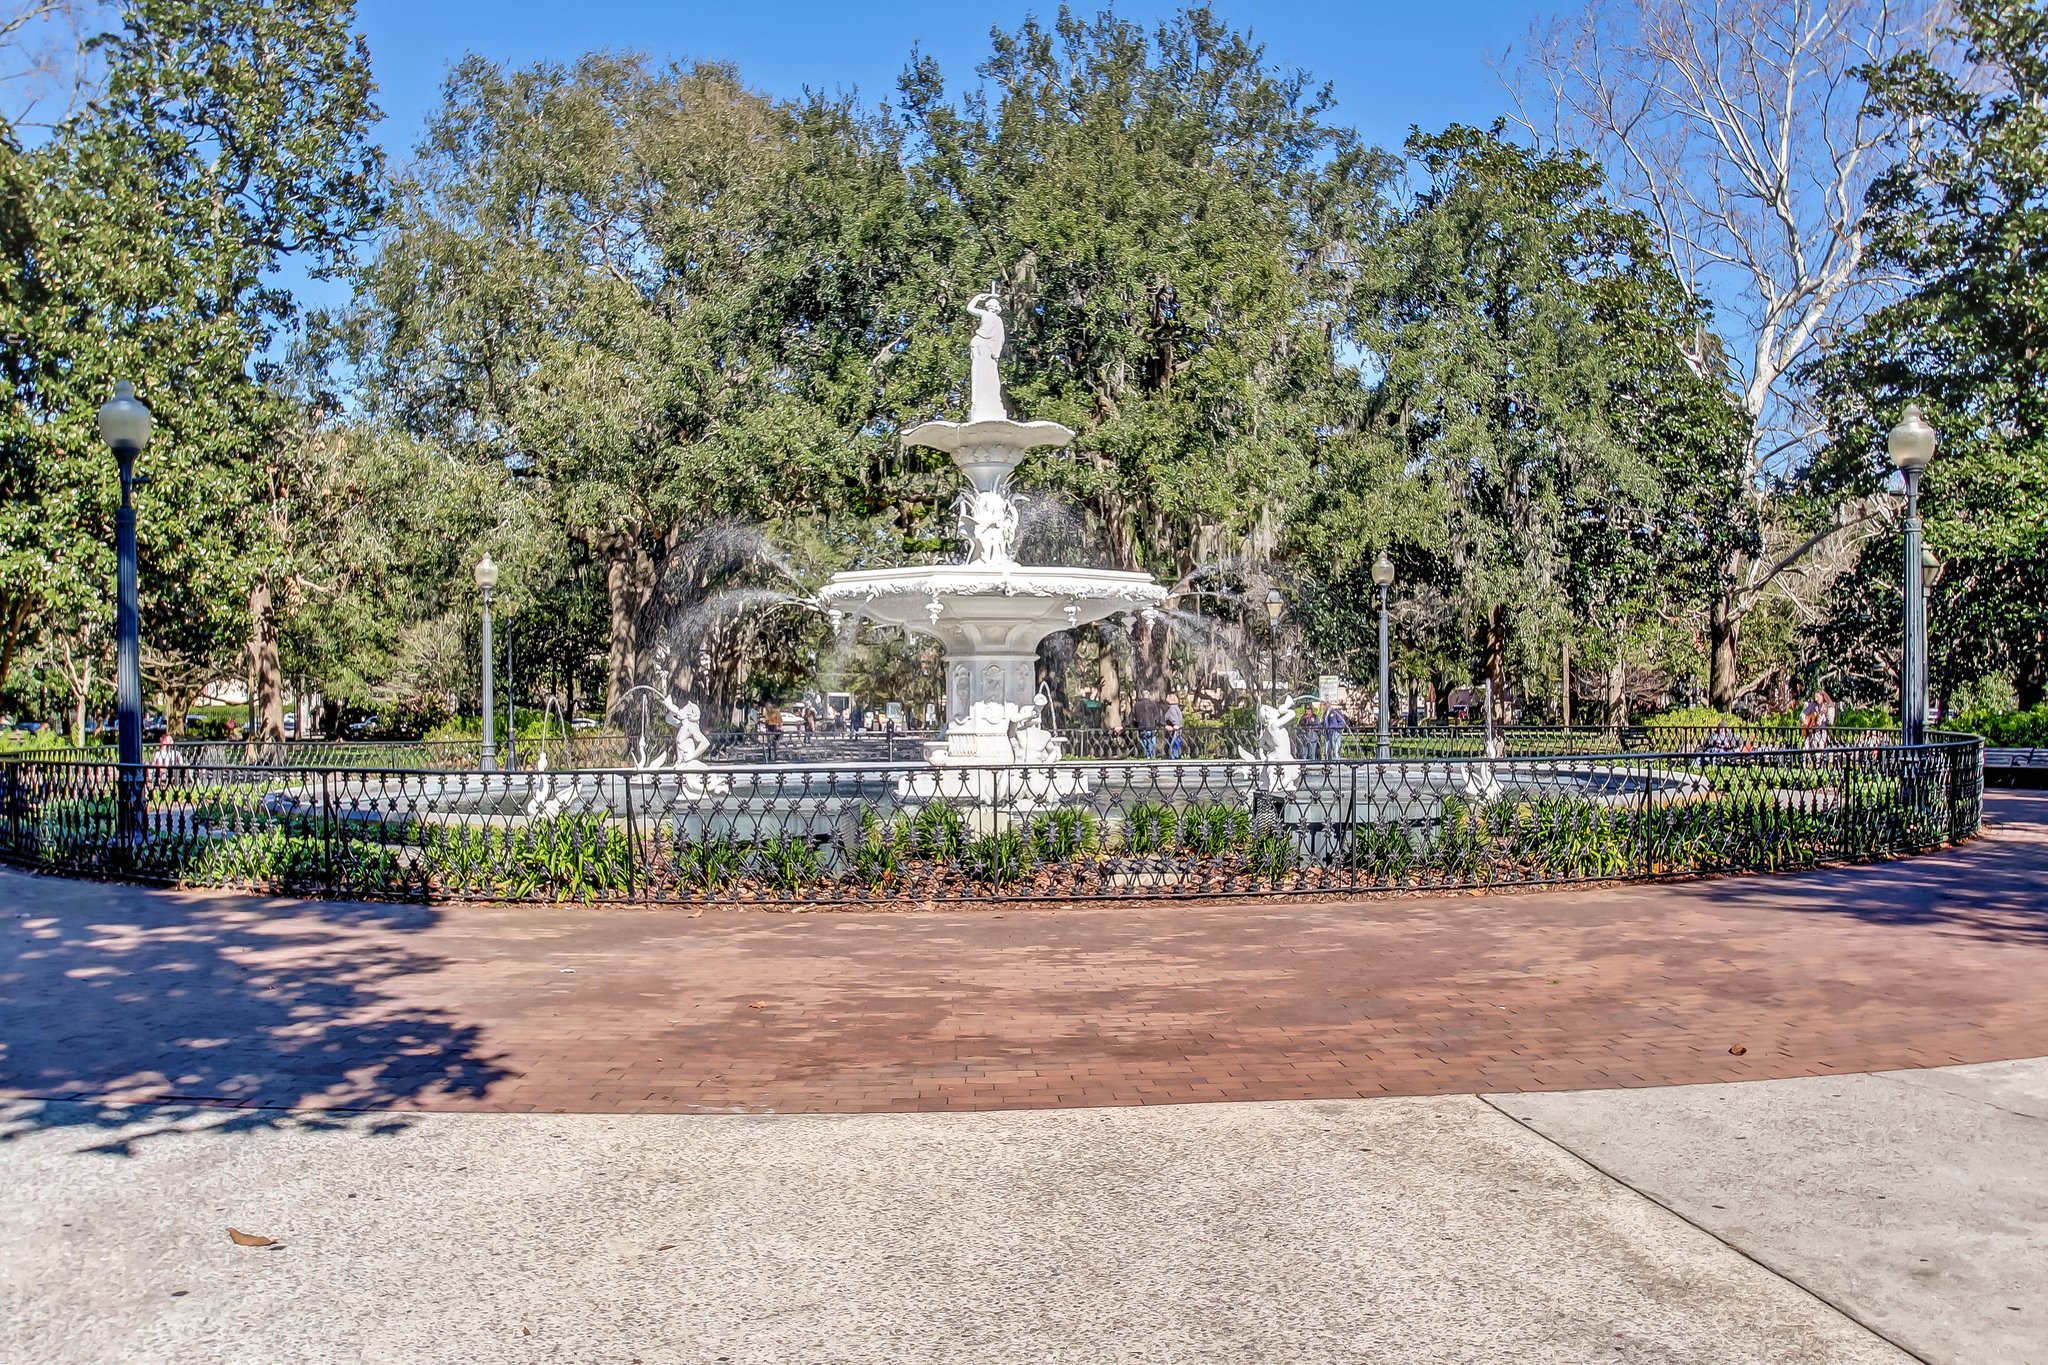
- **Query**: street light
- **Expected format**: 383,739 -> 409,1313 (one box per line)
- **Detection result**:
1372,551 -> 1395,760
475,553 -> 499,771
1888,405 -> 1937,746
1264,587 -> 1284,703
97,382 -> 152,851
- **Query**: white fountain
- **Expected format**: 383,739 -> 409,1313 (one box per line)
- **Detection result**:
819,293 -> 1167,805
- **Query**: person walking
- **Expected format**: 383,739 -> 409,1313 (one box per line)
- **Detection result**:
1812,687 -> 1836,749
1163,692 -> 1185,759
1131,691 -> 1161,759
1323,699 -> 1348,761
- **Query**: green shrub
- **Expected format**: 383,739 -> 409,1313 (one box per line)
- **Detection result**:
750,835 -> 822,890
1350,821 -> 1415,881
904,801 -> 967,858
1244,831 -> 1297,879
1028,807 -> 1098,860
182,829 -> 333,889
1514,798 -> 1628,878
842,839 -> 903,887
425,814 -> 632,900
962,828 -> 1031,885
675,837 -> 745,892
1119,800 -> 1177,853
1179,803 -> 1250,855
1952,703 -> 2048,747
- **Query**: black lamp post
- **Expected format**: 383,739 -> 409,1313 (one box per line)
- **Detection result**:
475,553 -> 498,771
1372,551 -> 1395,760
1887,406 -> 1937,746
1264,588 -> 1283,702
97,382 -> 153,848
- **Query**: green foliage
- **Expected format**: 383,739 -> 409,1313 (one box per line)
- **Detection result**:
1178,803 -> 1251,855
902,801 -> 967,859
961,827 -> 1032,885
1808,0 -> 2048,709
842,838 -> 904,888
180,826 -> 402,892
674,837 -> 745,893
1028,807 -> 1099,860
1117,800 -> 1178,854
1953,704 -> 2048,748
1243,831 -> 1297,879
1350,822 -> 1416,881
0,0 -> 383,707
749,835 -> 823,890
426,814 -> 632,900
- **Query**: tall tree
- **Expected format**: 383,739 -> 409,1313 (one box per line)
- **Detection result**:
0,0 -> 381,729
1512,0 -> 1944,706
893,6 -> 1383,692
353,54 -> 913,717
1810,0 -> 2048,706
1297,126 -> 1738,720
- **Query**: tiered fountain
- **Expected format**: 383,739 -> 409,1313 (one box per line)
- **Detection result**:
819,294 -> 1166,805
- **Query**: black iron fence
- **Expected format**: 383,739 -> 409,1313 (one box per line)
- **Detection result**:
23,719 -> 1862,770
0,731 -> 1983,905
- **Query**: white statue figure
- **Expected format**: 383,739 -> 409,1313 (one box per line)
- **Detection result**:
967,291 -> 1006,422
957,487 -> 1021,565
1236,700 -> 1302,794
1005,692 -> 1065,764
633,688 -> 729,796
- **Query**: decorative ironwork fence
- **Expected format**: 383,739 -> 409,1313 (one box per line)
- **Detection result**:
0,731 -> 1983,905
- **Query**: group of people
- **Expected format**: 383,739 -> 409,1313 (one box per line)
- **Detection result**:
1298,700 -> 1350,760
1127,691 -> 1186,758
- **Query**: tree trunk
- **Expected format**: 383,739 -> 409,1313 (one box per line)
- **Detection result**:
1708,592 -> 1740,711
1482,605 -> 1508,726
248,578 -> 285,751
1097,645 -> 1124,730
596,532 -> 664,723
1134,615 -> 1169,697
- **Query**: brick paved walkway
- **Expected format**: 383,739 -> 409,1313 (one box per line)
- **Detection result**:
2,793 -> 2043,1118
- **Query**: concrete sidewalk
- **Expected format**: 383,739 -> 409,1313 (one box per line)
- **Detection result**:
9,1060 -> 2044,1363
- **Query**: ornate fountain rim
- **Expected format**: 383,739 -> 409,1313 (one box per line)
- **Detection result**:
819,565 -> 1168,603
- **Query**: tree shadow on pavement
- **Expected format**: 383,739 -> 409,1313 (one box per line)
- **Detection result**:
1690,791 -> 2048,948
0,872 -> 508,1152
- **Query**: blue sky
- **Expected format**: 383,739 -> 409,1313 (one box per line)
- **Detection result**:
300,0 -> 1545,312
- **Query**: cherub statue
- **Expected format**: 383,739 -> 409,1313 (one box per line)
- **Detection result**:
654,689 -> 729,796
1235,700 -> 1302,794
966,291 -> 1007,422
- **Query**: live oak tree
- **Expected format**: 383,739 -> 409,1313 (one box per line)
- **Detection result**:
892,7 -> 1382,699
353,53 -> 919,718
1301,125 -> 1739,722
0,0 -> 381,735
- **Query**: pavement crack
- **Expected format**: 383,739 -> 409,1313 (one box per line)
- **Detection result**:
1868,1069 -> 2048,1124
1478,1093 -> 1936,1365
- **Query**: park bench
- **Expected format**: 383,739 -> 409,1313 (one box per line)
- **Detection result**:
1983,747 -> 2048,788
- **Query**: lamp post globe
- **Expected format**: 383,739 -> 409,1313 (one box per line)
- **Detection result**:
1371,552 -> 1395,759
97,382 -> 152,850
475,554 -> 498,771
1886,406 -> 1938,746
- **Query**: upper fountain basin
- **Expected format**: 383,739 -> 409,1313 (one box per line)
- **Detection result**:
901,417 -> 1077,494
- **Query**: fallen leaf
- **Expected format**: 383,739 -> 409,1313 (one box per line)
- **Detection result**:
226,1228 -> 276,1247
1728,1044 -> 1748,1056
523,1327 -> 531,1336
747,1001 -> 767,1009
657,1244 -> 676,1251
